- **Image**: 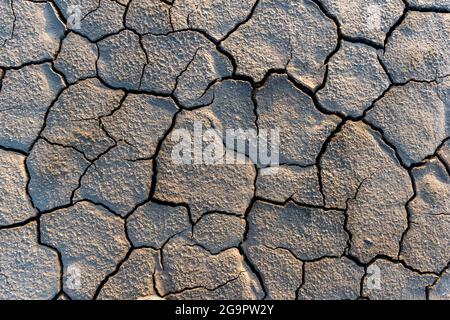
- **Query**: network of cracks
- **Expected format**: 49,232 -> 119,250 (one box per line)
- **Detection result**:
0,0 -> 449,300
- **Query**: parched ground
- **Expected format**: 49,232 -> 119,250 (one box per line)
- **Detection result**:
0,0 -> 449,300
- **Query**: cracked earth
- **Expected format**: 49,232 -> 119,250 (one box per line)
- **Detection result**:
0,0 -> 449,300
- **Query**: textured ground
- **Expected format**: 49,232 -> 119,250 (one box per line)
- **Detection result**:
0,0 -> 449,300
